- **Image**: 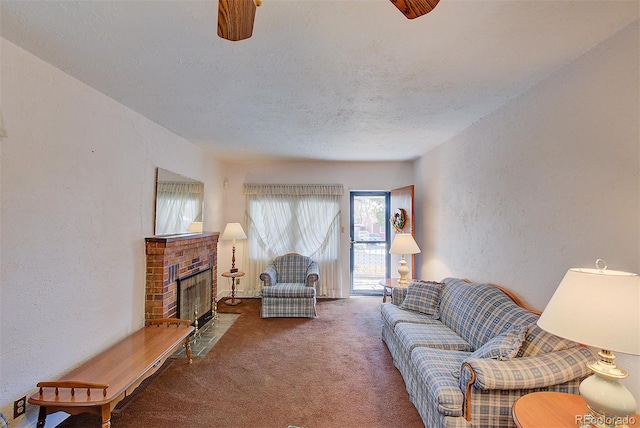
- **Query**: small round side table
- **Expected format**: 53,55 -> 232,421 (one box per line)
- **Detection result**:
222,271 -> 245,306
512,391 -> 640,428
379,278 -> 413,303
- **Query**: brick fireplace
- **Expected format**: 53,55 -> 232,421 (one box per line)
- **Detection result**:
145,232 -> 219,321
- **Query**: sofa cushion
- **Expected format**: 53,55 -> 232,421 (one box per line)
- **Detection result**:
411,347 -> 469,417
381,303 -> 441,328
468,323 -> 528,360
260,283 -> 316,298
439,278 -> 539,349
399,280 -> 444,318
517,323 -> 579,357
395,322 -> 473,353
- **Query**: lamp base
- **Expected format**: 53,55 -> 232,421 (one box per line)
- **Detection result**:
578,350 -> 637,428
397,256 -> 410,286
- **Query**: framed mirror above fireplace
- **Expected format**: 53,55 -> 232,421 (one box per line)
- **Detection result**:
154,168 -> 204,235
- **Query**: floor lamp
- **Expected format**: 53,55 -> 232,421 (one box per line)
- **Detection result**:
220,222 -> 246,273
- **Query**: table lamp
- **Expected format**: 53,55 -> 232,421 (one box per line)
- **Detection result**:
537,259 -> 640,428
220,222 -> 246,273
389,233 -> 421,286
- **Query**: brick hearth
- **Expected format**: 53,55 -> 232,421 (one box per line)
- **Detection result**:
145,232 -> 219,320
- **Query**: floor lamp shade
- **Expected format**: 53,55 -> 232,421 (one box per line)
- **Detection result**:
221,223 -> 246,273
537,261 -> 640,426
389,233 -> 421,286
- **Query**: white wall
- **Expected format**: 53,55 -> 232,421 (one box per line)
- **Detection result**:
415,21 -> 639,402
217,160 -> 414,298
0,39 -> 224,425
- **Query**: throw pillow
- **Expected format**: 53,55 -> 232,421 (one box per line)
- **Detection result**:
399,280 -> 443,318
468,324 -> 528,361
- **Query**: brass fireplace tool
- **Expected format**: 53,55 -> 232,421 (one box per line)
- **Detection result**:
193,304 -> 200,342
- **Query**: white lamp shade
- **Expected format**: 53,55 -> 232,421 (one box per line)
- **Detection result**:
220,223 -> 247,241
537,267 -> 640,355
389,233 -> 421,255
187,222 -> 203,233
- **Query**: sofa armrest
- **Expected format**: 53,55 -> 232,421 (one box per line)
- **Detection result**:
460,346 -> 594,392
460,346 -> 595,421
260,264 -> 277,286
305,261 -> 319,287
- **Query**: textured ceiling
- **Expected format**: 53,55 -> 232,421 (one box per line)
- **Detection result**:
1,1 -> 638,161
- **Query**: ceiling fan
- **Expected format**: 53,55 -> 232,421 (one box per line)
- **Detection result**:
217,0 -> 440,42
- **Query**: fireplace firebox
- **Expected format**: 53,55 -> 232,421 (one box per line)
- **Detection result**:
177,268 -> 213,327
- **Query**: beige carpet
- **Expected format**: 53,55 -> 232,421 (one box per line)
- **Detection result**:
56,297 -> 423,428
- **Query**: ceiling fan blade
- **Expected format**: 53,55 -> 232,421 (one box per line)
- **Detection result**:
217,0 -> 257,41
390,0 -> 440,19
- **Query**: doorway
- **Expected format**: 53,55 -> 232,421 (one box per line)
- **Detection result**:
350,192 -> 390,295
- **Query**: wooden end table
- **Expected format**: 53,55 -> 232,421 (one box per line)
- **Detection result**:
379,278 -> 413,303
222,271 -> 245,306
512,391 -> 640,428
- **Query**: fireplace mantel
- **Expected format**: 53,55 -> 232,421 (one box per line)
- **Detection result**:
145,232 -> 219,321
145,232 -> 218,244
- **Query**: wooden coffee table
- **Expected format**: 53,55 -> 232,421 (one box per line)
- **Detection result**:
29,319 -> 193,428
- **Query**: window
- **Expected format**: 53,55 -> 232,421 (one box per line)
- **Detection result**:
243,184 -> 343,297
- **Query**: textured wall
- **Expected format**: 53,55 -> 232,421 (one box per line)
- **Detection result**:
0,39 -> 224,425
415,21 -> 639,401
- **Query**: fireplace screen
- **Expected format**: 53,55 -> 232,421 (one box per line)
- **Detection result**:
177,268 -> 213,327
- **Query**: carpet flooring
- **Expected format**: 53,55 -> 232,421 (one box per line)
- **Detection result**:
56,297 -> 423,428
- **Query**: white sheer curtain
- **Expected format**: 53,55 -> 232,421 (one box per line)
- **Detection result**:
155,182 -> 203,235
242,184 -> 343,298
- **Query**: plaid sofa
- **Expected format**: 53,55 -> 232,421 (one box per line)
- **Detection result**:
259,253 -> 319,318
381,277 -> 594,428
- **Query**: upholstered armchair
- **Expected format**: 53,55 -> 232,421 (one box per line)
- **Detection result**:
259,253 -> 319,318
